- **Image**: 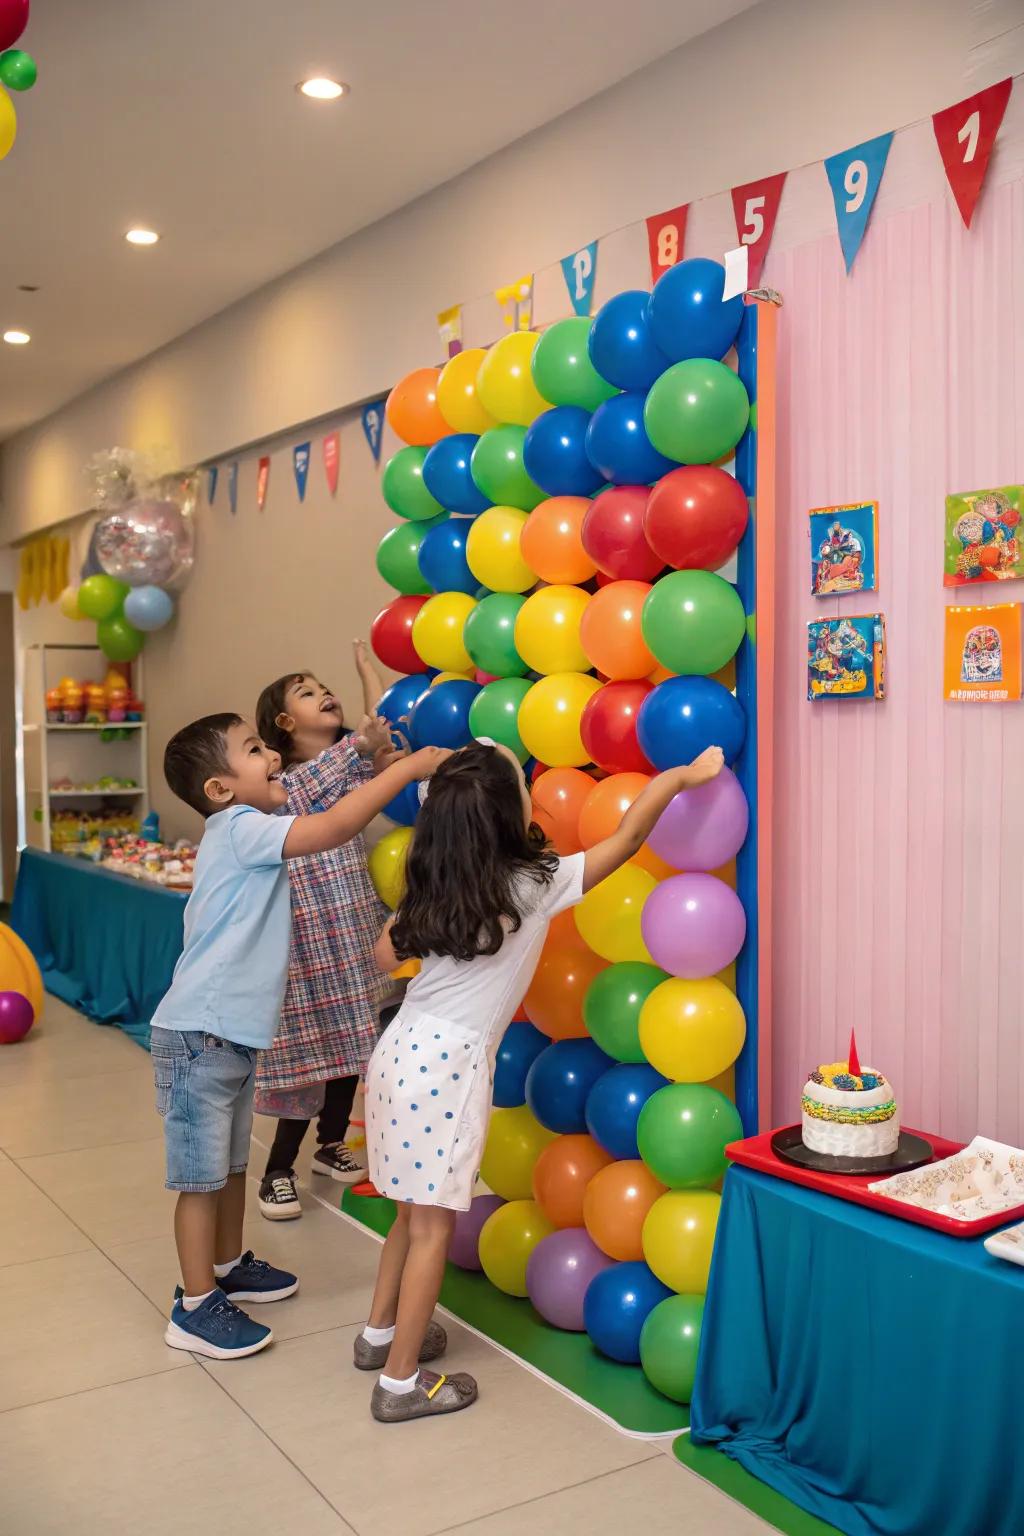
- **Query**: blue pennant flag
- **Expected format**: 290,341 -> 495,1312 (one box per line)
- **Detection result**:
560,241 -> 599,317
293,443 -> 311,502
207,465 -> 219,506
823,132 -> 893,273
228,462 -> 239,516
362,400 -> 386,465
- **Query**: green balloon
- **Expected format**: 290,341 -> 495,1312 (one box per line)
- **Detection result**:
375,517 -> 440,594
583,962 -> 668,1063
640,1295 -> 704,1403
637,1083 -> 742,1188
643,359 -> 750,465
642,570 -> 746,676
463,592 -> 528,677
78,574 -> 128,622
469,677 -> 532,762
470,425 -> 545,511
531,318 -> 616,412
0,50 -> 37,92
382,446 -> 445,522
97,615 -> 145,663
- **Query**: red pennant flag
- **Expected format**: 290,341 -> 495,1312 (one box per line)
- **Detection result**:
323,431 -> 340,497
256,456 -> 270,511
646,204 -> 688,283
731,172 -> 786,288
847,1029 -> 861,1078
933,78 -> 1012,228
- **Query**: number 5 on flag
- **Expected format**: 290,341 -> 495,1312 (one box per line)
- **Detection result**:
932,78 -> 1012,228
730,173 -> 786,288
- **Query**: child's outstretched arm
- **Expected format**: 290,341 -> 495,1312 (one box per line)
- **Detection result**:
283,747 -> 449,859
374,917 -> 397,972
353,638 -> 385,716
582,747 -> 725,893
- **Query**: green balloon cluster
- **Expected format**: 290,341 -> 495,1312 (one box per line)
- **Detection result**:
469,678 -> 532,762
583,962 -> 669,1063
470,425 -> 545,511
530,318 -> 616,412
644,358 -> 750,465
376,516 -> 443,594
637,1083 -> 742,1188
642,569 -> 746,675
382,446 -> 445,521
77,575 -> 145,662
463,592 -> 528,677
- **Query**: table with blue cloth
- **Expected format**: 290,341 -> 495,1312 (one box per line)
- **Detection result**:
690,1164 -> 1024,1536
11,847 -> 186,1047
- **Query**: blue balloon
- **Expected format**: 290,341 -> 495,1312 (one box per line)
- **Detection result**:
383,778 -> 421,828
525,1038 -> 612,1133
418,518 -> 477,595
493,1020 -> 549,1109
523,406 -> 603,497
422,434 -> 490,517
409,679 -> 481,750
588,290 -> 671,391
585,393 -> 676,486
123,585 -> 174,632
583,1261 -> 673,1364
585,1063 -> 667,1160
637,675 -> 746,770
647,258 -> 744,364
377,673 -> 431,727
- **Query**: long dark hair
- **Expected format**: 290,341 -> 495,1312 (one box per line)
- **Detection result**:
255,672 -> 345,767
391,743 -> 557,962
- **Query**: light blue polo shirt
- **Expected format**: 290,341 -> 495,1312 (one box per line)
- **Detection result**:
151,803 -> 296,1050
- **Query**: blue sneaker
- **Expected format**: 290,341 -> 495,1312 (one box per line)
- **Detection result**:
165,1289 -> 273,1359
215,1251 -> 299,1304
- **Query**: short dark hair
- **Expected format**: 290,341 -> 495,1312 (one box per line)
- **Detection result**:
256,671 -> 346,766
163,713 -> 242,816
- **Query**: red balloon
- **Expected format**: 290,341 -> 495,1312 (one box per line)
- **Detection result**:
580,681 -> 654,775
644,466 -> 749,571
370,595 -> 430,673
582,486 -> 663,581
0,0 -> 29,51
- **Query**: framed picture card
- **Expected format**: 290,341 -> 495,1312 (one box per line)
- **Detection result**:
809,502 -> 878,596
943,604 -> 1022,702
807,614 -> 886,701
943,485 -> 1024,587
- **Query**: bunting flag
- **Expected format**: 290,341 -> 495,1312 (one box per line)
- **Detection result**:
323,431 -> 340,495
560,241 -> 599,317
362,401 -> 386,465
932,78 -> 1012,228
293,443 -> 311,502
228,462 -> 239,516
437,303 -> 463,359
823,131 -> 893,272
207,465 -> 218,506
646,204 -> 688,283
495,274 -> 534,331
730,172 -> 786,288
257,455 -> 270,511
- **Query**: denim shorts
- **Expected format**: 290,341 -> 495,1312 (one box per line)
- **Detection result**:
151,1027 -> 257,1192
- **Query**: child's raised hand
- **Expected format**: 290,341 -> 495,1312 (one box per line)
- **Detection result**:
407,745 -> 453,779
353,638 -> 372,676
686,746 -> 725,785
352,713 -> 392,758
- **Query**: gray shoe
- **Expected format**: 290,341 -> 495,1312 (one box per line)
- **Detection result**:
371,1368 -> 477,1423
353,1319 -> 447,1372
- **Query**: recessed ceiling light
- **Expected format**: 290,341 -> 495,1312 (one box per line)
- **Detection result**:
298,77 -> 347,100
3,330 -> 30,345
125,228 -> 160,246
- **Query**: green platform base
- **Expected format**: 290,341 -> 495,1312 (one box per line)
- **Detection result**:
673,1437 -> 839,1534
341,1190 -> 688,1437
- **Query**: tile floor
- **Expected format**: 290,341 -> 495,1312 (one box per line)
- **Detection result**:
0,999 -> 772,1536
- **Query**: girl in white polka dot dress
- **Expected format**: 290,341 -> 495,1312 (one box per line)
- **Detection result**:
354,739 -> 725,1423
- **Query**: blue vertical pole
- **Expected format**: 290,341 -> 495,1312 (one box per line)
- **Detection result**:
733,305 -> 759,1135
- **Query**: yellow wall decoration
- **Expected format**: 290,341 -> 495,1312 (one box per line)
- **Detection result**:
16,535 -> 69,610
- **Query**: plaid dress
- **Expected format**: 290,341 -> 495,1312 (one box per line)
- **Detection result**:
254,738 -> 391,1100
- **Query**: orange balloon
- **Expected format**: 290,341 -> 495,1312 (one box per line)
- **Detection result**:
711,658 -> 737,691
648,662 -> 674,685
524,939 -> 607,1040
577,773 -> 674,882
385,367 -> 450,447
520,497 -> 597,585
583,1159 -> 666,1261
531,767 -> 593,854
548,906 -> 588,950
580,580 -> 655,681
532,1134 -> 614,1227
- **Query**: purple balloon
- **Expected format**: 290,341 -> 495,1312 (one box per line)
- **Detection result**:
526,1228 -> 614,1331
0,990 -> 34,1044
448,1194 -> 505,1270
648,766 -> 749,872
640,874 -> 746,979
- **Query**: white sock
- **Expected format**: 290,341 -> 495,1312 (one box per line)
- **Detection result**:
213,1255 -> 242,1278
363,1324 -> 396,1346
379,1370 -> 418,1394
182,1289 -> 216,1311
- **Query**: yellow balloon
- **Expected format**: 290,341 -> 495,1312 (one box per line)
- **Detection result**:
476,332 -> 550,427
437,347 -> 496,434
642,1190 -> 720,1294
0,86 -> 16,163
638,977 -> 746,1083
368,826 -> 413,910
411,591 -> 477,672
466,506 -> 535,594
430,669 -> 474,687
0,923 -> 44,1020
515,584 -> 591,675
517,672 -> 602,767
478,1199 -> 556,1296
59,585 -> 85,622
575,861 -> 656,963
480,1104 -> 557,1200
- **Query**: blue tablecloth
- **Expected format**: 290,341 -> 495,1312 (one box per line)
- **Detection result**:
691,1165 -> 1024,1536
11,848 -> 186,1047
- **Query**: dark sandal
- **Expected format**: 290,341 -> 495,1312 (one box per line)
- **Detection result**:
371,1369 -> 477,1422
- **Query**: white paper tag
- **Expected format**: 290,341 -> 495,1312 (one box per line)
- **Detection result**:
722,245 -> 750,302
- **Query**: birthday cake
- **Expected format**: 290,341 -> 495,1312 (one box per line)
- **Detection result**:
801,1034 -> 899,1159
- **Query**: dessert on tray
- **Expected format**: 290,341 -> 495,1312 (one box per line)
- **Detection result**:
801,1030 -> 899,1159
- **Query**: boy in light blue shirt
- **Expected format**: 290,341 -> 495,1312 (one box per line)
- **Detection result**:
152,710 -> 446,1361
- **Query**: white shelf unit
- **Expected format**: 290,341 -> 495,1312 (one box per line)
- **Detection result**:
18,643 -> 150,854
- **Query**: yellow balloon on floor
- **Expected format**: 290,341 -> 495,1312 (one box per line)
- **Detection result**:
368,826 -> 413,910
0,923 -> 44,1020
517,672 -> 602,767
411,591 -> 477,672
478,1198 -> 556,1297
466,506 -> 535,593
574,862 -> 656,963
638,977 -> 746,1082
514,585 -> 591,675
437,347 -> 496,435
476,332 -> 550,427
642,1190 -> 720,1294
480,1104 -> 557,1200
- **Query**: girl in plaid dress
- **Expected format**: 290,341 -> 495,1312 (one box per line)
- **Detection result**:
253,643 -> 396,1220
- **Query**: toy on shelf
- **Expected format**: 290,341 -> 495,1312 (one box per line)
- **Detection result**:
46,672 -> 146,726
51,808 -> 142,853
49,775 -> 140,795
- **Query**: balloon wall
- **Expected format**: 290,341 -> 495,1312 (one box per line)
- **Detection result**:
368,263 -> 767,1408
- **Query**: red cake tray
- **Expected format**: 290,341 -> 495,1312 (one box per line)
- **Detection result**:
726,1126 -> 1024,1238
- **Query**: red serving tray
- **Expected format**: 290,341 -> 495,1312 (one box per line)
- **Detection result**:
726,1126 -> 1024,1239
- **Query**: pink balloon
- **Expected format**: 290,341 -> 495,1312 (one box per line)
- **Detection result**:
448,1194 -> 505,1270
648,766 -> 749,871
640,874 -> 746,978
0,989 -> 34,1044
526,1227 -> 614,1331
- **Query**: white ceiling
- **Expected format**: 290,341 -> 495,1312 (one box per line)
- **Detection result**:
0,0 -> 758,440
